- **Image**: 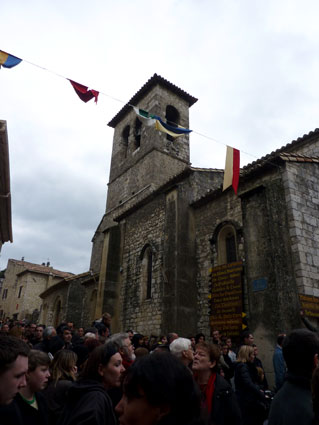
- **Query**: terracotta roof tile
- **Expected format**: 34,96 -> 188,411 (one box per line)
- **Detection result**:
9,259 -> 73,278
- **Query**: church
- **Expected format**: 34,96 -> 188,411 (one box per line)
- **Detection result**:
41,74 -> 319,375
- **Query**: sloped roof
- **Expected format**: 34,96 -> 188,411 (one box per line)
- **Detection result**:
9,259 -> 73,278
108,74 -> 198,128
241,128 -> 319,174
191,128 -> 319,207
39,270 -> 98,298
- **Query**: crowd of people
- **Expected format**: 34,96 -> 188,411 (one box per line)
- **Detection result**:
0,311 -> 319,425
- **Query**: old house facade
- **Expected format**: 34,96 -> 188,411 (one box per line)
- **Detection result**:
0,259 -> 73,321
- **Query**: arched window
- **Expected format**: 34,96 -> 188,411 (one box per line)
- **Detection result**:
140,245 -> 153,300
217,225 -> 238,265
134,118 -> 142,150
165,105 -> 180,141
122,125 -> 130,158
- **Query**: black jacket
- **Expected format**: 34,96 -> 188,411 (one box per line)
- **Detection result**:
210,374 -> 241,425
0,392 -> 48,425
268,373 -> 314,425
234,362 -> 266,425
59,379 -> 116,425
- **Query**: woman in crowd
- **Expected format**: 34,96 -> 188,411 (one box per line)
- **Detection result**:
43,350 -> 78,425
132,333 -> 144,350
116,351 -> 203,425
60,342 -> 124,425
234,345 -> 266,425
192,341 -> 241,425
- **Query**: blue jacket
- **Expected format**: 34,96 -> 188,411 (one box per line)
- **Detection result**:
272,345 -> 286,391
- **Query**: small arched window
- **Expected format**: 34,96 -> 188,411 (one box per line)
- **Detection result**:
122,125 -> 130,158
134,118 -> 142,150
140,245 -> 153,300
217,225 -> 238,265
165,105 -> 180,141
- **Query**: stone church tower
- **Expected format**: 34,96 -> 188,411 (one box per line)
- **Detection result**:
90,74 -> 198,332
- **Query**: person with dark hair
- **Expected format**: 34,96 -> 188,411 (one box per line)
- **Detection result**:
60,342 -> 124,425
212,330 -> 221,346
268,328 -> 319,425
272,333 -> 286,391
241,331 -> 254,347
234,345 -> 266,425
61,326 -> 73,350
0,336 -> 30,406
116,351 -> 203,425
195,333 -> 206,344
43,350 -> 78,425
34,326 -> 57,355
252,344 -> 268,390
30,325 -> 45,347
132,333 -> 144,350
193,341 -> 241,425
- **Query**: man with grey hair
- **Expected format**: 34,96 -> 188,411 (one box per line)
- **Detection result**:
169,337 -> 194,367
107,332 -> 135,369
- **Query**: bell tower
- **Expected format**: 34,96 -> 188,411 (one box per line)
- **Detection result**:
105,74 -> 197,216
90,75 -> 197,322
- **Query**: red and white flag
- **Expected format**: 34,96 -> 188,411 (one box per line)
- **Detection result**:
223,146 -> 240,194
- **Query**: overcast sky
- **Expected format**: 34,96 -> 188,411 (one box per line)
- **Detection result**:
1,0 -> 319,274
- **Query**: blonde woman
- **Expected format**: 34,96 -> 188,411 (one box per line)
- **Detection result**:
43,350 -> 78,425
234,345 -> 266,425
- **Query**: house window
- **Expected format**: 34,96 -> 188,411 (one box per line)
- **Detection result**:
134,118 -> 142,150
122,125 -> 130,158
165,105 -> 180,141
2,289 -> 8,300
217,225 -> 238,265
140,245 -> 153,300
18,286 -> 23,298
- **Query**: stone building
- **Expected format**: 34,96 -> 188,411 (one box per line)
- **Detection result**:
87,74 -> 319,374
39,271 -> 98,327
40,75 -> 319,383
0,259 -> 73,321
0,120 -> 12,252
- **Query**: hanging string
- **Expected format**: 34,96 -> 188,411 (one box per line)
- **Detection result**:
3,49 -> 286,169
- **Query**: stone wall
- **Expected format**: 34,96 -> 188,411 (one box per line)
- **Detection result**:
193,189 -> 243,337
118,194 -> 166,336
283,162 -> 319,298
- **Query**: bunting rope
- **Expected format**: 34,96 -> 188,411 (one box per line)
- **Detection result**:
1,48 -> 283,177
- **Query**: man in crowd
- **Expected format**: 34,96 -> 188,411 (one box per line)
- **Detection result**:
241,330 -> 254,346
273,333 -> 286,391
0,323 -> 9,335
33,325 -> 57,354
107,332 -> 135,369
170,337 -> 194,367
31,325 -> 44,346
0,335 -> 30,406
268,329 -> 319,425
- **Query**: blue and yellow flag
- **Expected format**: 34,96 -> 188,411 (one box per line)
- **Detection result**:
133,106 -> 192,138
0,50 -> 22,68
